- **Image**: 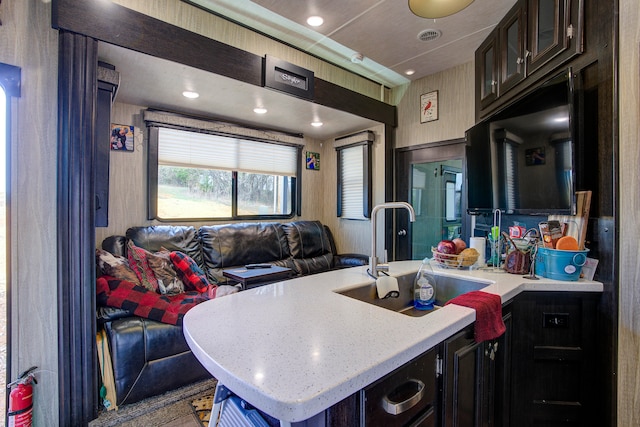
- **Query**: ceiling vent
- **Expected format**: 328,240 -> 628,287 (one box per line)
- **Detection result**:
417,29 -> 442,42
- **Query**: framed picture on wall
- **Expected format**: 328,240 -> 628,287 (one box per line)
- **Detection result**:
420,90 -> 439,123
110,123 -> 135,152
306,151 -> 320,170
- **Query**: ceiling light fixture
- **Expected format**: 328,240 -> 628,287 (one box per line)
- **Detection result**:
307,16 -> 324,27
311,121 -> 323,127
253,107 -> 267,114
182,91 -> 199,99
408,0 -> 474,19
405,69 -> 416,76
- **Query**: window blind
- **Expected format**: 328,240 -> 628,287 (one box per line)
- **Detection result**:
504,142 -> 517,211
339,145 -> 366,219
158,127 -> 297,176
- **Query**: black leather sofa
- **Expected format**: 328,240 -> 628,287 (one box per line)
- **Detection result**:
97,220 -> 367,406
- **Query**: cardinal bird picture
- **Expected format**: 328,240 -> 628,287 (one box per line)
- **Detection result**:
420,91 -> 439,123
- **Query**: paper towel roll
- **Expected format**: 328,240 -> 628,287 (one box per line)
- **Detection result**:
469,237 -> 486,267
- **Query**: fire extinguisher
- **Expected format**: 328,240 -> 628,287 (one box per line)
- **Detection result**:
7,366 -> 37,427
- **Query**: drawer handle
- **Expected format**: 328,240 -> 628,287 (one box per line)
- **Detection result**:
382,379 -> 425,415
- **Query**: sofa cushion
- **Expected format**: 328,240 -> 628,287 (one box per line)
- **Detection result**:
291,254 -> 334,276
127,241 -> 159,292
170,251 -> 210,293
104,316 -> 210,406
199,222 -> 291,279
126,225 -> 203,267
283,221 -> 334,260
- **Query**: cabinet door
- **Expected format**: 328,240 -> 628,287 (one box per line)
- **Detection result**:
476,30 -> 499,111
441,307 -> 511,427
510,292 -> 599,426
441,328 -> 488,427
527,0 -> 583,74
362,347 -> 438,427
499,1 -> 527,93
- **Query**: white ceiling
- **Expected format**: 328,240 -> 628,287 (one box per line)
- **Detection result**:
189,0 -> 517,86
98,0 -> 517,139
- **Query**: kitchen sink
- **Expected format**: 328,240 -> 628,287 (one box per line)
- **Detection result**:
335,273 -> 490,317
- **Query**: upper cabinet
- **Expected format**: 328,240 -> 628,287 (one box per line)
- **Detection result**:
476,0 -> 583,115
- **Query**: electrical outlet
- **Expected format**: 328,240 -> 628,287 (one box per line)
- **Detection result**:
543,312 -> 570,328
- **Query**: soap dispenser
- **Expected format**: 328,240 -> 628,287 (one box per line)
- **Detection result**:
414,258 -> 437,310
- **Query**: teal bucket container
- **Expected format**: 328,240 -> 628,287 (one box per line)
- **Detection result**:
535,247 -> 548,277
539,248 -> 589,281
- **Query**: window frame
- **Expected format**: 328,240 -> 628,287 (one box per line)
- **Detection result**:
336,140 -> 372,220
147,124 -> 302,222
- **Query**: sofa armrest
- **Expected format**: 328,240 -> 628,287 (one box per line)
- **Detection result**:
333,253 -> 369,268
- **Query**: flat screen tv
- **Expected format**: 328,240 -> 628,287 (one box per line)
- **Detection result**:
466,69 -> 580,215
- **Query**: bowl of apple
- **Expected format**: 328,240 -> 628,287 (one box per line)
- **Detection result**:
431,239 -> 479,268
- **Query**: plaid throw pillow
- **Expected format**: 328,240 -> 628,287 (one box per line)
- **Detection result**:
170,251 -> 209,293
127,240 -> 159,292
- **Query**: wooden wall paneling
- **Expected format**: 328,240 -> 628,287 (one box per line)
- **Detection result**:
3,1 -> 61,424
395,62 -> 475,149
617,0 -> 640,426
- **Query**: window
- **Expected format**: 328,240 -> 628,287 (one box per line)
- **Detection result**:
336,131 -> 373,220
148,125 -> 301,220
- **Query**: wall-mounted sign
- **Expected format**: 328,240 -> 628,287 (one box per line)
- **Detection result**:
264,55 -> 314,100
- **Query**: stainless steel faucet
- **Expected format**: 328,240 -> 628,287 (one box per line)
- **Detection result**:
370,202 -> 416,277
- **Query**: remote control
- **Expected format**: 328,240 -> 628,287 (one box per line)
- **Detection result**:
245,263 -> 273,269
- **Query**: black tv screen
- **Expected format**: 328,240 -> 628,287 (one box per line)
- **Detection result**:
466,69 -> 579,215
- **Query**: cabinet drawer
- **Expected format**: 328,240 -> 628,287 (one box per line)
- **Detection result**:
361,347 -> 437,427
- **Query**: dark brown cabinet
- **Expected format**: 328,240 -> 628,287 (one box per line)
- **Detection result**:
509,292 -> 599,426
440,305 -> 512,427
326,291 -> 600,427
360,347 -> 439,427
475,0 -> 583,115
527,0 -> 581,75
476,31 -> 499,110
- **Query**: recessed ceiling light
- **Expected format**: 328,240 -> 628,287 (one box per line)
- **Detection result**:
311,121 -> 323,127
182,91 -> 199,99
307,16 -> 324,27
253,107 -> 268,114
405,69 -> 416,75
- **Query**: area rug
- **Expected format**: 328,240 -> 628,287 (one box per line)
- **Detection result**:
90,378 -> 217,427
191,394 -> 214,426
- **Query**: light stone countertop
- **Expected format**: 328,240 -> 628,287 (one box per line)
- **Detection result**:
183,260 -> 603,423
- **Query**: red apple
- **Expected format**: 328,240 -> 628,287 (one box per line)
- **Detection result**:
452,238 -> 467,254
437,240 -> 457,255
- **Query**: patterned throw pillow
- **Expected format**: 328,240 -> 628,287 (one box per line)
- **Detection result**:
95,248 -> 141,286
146,249 -> 185,295
126,240 -> 159,292
169,251 -> 209,293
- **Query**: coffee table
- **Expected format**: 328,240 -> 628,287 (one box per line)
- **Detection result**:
223,265 -> 292,290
